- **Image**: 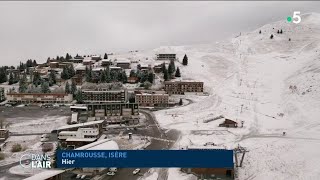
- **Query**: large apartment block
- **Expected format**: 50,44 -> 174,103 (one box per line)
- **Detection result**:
87,103 -> 139,117
0,87 -> 5,102
82,89 -> 127,103
135,93 -> 169,107
164,81 -> 204,95
156,54 -> 176,61
6,93 -> 73,104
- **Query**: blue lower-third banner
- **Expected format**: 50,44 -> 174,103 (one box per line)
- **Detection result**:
57,150 -> 234,168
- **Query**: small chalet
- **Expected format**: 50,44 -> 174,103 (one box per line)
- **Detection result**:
219,119 -> 238,128
116,59 -> 131,69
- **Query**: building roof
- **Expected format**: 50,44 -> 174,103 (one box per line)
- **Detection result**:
164,81 -> 203,84
110,66 -> 122,69
23,170 -> 65,180
57,120 -> 104,131
59,131 -> 77,135
76,139 -> 119,150
82,89 -> 125,93
75,64 -> 86,71
83,59 -> 93,62
70,105 -> 88,110
92,67 -> 104,71
7,93 -> 69,96
66,138 -> 97,142
136,93 -> 168,96
69,58 -> 83,61
116,58 -> 130,64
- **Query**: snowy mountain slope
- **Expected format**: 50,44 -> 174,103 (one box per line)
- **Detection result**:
143,13 -> 320,180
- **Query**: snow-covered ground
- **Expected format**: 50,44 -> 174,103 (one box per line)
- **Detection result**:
138,13 -> 320,179
0,115 -> 65,166
6,116 -> 68,134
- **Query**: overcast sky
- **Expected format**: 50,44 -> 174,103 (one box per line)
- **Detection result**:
0,1 -> 320,66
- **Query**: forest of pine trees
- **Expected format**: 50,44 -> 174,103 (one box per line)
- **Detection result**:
61,65 -> 75,80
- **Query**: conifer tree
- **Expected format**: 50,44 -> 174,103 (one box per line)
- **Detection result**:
179,98 -> 183,106
270,34 -> 274,39
163,67 -> 169,81
49,71 -> 56,86
0,68 -> 7,83
143,81 -> 152,89
148,72 -> 154,83
168,59 -> 175,75
61,67 -> 68,80
75,89 -> 83,103
104,53 -> 108,59
18,74 -> 28,93
175,67 -> 181,77
67,65 -> 75,78
121,71 -> 127,83
71,80 -> 77,95
33,72 -> 41,86
85,66 -> 93,82
41,81 -> 50,93
65,81 -> 70,94
66,53 -> 71,61
182,54 -> 188,66
32,60 -> 37,67
8,72 -> 14,85
100,70 -> 107,83
161,63 -> 166,73
52,143 -> 61,168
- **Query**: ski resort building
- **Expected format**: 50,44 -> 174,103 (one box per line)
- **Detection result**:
156,53 -> 176,60
87,103 -> 139,117
82,89 -> 128,103
135,92 -> 169,107
219,119 -> 238,128
91,55 -> 102,61
6,93 -> 73,104
58,128 -> 100,149
68,58 -> 84,63
184,146 -> 234,179
164,81 -> 204,95
116,59 -> 131,69
101,59 -> 113,67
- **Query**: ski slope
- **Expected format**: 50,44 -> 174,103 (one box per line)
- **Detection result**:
144,13 -> 320,180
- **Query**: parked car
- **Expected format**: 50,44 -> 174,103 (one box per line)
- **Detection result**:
109,167 -> 117,172
133,168 -> 141,175
107,172 -> 115,176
